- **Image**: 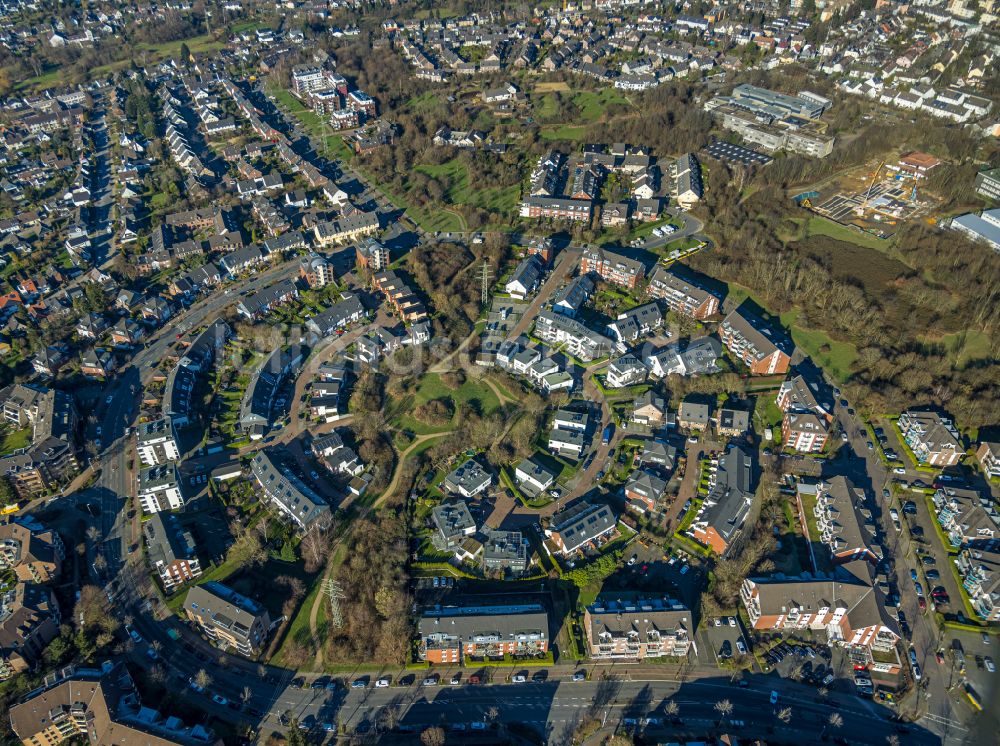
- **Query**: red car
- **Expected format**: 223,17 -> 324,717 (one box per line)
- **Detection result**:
936,651 -> 946,665
917,596 -> 927,611
640,564 -> 649,575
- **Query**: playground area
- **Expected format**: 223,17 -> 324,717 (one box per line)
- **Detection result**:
794,158 -> 942,240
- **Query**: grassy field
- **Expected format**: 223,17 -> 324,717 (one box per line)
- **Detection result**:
535,89 -> 630,123
539,125 -> 587,141
779,309 -> 859,383
412,373 -> 502,413
414,158 -> 520,216
930,329 -> 995,368
267,84 -> 356,162
804,216 -> 890,251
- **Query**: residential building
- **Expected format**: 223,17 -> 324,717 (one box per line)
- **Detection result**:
305,294 -> 367,337
645,337 -> 722,378
481,529 -> 529,576
898,410 -> 963,467
956,548 -> 1000,622
236,279 -> 299,320
932,487 -> 998,550
678,399 -> 711,430
784,412 -> 830,453
251,449 -> 332,531
240,346 -> 304,440
551,275 -> 593,318
548,501 -> 617,555
548,427 -> 586,459
431,501 -> 477,550
717,407 -> 750,437
185,582 -> 272,657
813,476 -> 881,564
605,302 -> 663,348
580,246 -> 645,290
673,153 -> 703,208
505,255 -> 544,299
136,417 -> 179,466
534,310 -> 611,362
520,196 -> 592,222
606,355 -> 647,388
0,520 -> 63,584
740,566 -> 900,669
417,603 -> 548,664
137,463 -> 183,515
9,662 -> 217,745
443,459 -> 492,498
0,583 -> 60,679
514,456 -> 558,496
720,309 -> 792,376
638,440 -> 677,470
355,239 -> 390,273
585,598 -> 692,660
144,513 -> 201,591
646,265 -> 719,319
632,391 -> 667,427
298,253 -> 338,288
977,441 -> 1000,479
689,446 -> 754,555
624,469 -> 668,513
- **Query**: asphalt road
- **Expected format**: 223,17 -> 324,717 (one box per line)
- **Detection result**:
264,675 -> 937,745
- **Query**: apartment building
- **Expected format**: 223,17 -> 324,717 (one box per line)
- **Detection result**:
813,477 -> 881,564
250,449 -> 332,531
955,548 -> 1000,622
185,582 -> 272,657
741,565 -> 900,671
443,459 -> 492,498
719,309 -> 792,376
519,196 -> 592,222
0,520 -> 63,583
932,487 -> 999,550
534,310 -> 612,362
417,603 -> 548,664
9,662 -> 217,746
689,446 -> 754,555
646,265 -> 719,319
548,500 -> 617,556
784,411 -> 830,453
136,417 -> 180,467
585,598 -> 692,660
144,513 -> 201,591
977,441 -> 1000,479
580,246 -> 645,290
898,410 -> 963,467
137,463 -> 184,515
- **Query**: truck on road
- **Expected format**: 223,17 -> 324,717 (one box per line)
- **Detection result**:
602,424 -> 614,446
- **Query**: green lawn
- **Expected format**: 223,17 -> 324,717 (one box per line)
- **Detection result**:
779,309 -> 859,384
931,329 -> 995,368
0,426 -> 32,454
413,373 -> 501,413
805,217 -> 889,251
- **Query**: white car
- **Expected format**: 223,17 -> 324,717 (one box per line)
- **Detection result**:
188,678 -> 204,693
889,508 -> 900,521
375,678 -> 390,688
728,617 -> 737,627
512,674 -> 527,683
211,694 -> 228,706
893,467 -> 906,474
714,618 -> 722,627
736,639 -> 747,655
422,677 -> 438,686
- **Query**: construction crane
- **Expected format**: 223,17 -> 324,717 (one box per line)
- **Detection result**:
857,160 -> 886,214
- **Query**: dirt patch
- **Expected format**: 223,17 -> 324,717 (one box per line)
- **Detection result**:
533,81 -> 571,92
791,235 -> 913,298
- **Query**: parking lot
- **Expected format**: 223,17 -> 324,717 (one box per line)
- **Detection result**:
701,615 -> 751,665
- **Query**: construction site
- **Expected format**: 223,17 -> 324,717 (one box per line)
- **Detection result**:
793,153 -> 944,239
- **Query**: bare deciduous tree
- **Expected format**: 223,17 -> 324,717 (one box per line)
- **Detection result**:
194,669 -> 212,689
420,726 -> 445,746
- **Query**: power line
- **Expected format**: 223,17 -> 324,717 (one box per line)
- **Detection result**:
322,579 -> 345,629
480,260 -> 491,307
